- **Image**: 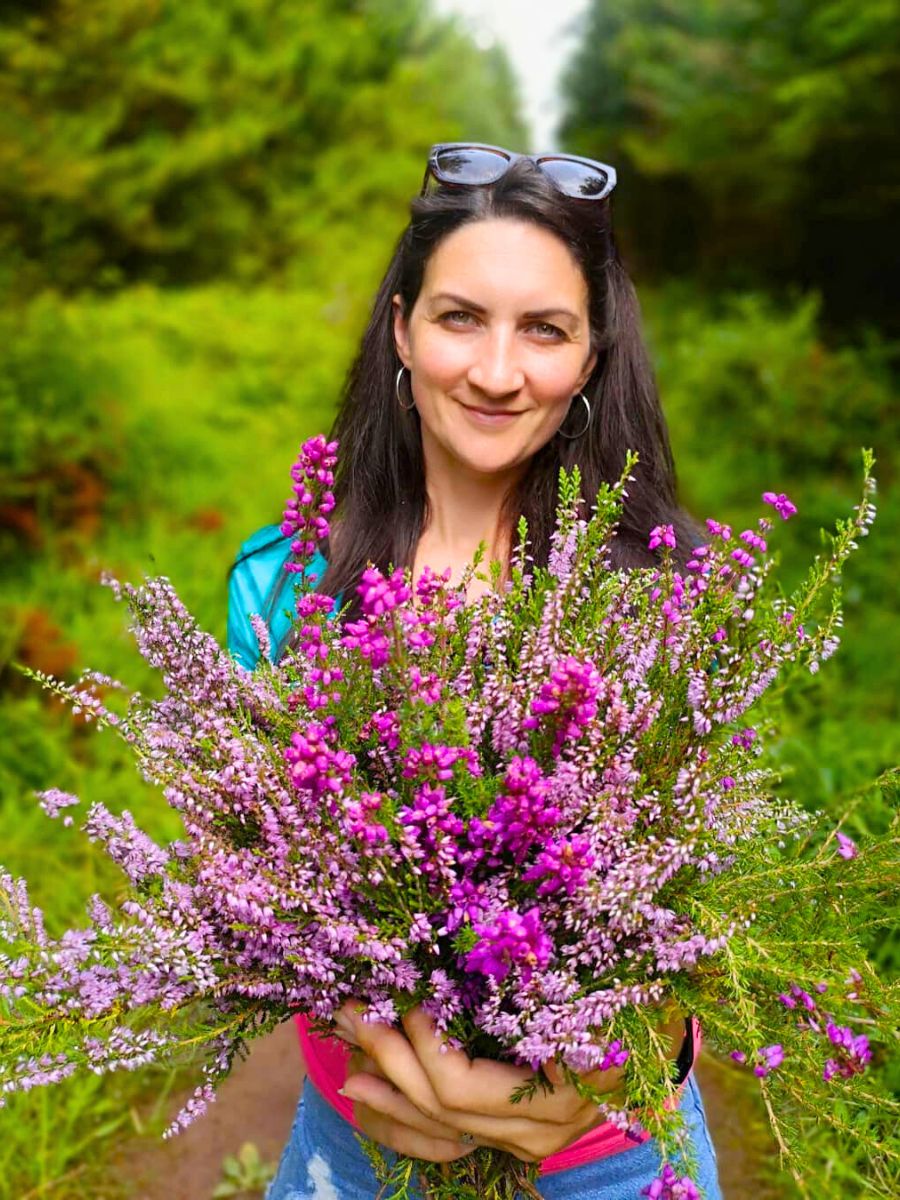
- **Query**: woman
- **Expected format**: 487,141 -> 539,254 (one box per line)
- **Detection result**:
228,143 -> 722,1199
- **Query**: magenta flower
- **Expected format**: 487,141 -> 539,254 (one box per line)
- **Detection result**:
281,435 -> 337,562
522,835 -> 595,897
823,1022 -> 871,1080
642,1163 -> 700,1199
753,1043 -> 784,1078
465,907 -> 553,984
762,491 -> 798,520
648,524 -> 677,551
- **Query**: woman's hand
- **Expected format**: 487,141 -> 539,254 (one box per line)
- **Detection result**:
335,1002 -> 685,1165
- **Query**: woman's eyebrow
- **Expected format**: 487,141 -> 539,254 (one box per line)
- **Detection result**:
429,291 -> 580,324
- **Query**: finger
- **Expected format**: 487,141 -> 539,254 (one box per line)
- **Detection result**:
354,1100 -> 476,1164
403,1007 -> 612,1126
342,1070 -> 470,1142
343,1008 -> 450,1123
346,1011 -> 549,1158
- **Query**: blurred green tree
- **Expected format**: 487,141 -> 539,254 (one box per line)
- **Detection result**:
559,0 -> 900,336
0,0 -> 526,298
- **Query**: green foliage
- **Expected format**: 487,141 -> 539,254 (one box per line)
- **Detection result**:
642,284 -> 899,822
0,0 -> 526,299
559,0 -> 900,333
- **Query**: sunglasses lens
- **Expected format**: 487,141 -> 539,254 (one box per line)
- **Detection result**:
432,146 -> 509,186
538,158 -> 613,199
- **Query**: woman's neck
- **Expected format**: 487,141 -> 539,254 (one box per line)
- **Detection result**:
415,456 -> 522,592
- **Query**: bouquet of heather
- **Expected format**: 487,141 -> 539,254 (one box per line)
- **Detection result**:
2,437 -> 897,1200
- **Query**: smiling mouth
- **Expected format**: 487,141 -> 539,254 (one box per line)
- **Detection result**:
461,404 -> 524,418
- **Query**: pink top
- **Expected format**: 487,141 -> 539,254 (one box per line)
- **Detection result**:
294,1013 -> 700,1175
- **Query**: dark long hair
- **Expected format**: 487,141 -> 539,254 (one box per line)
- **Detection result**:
244,158 -> 698,633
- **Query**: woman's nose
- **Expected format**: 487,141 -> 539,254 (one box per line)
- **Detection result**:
466,328 -> 525,397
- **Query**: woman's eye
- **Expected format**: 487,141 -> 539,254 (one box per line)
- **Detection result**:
531,322 -> 566,339
440,310 -> 475,325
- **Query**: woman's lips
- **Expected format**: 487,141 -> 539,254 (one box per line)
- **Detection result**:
460,403 -> 523,427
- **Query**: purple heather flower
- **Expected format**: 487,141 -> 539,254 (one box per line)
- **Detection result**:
822,1022 -> 872,1081
522,835 -> 595,897
753,1043 -> 784,1078
836,831 -> 858,860
281,435 -> 337,563
705,518 -> 732,540
465,907 -> 553,984
762,491 -> 798,520
648,524 -> 677,551
642,1163 -> 700,1199
357,566 -> 412,617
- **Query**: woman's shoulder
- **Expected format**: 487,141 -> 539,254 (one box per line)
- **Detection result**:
230,523 -> 329,591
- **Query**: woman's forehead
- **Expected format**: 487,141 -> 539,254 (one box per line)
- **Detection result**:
420,218 -> 589,310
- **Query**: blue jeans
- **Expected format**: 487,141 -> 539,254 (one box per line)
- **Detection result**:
266,1076 -> 723,1200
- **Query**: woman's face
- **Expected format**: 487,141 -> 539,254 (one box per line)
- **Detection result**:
392,218 -> 598,481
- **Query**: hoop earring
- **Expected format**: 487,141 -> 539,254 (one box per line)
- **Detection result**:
396,366 -> 416,411
557,392 -> 592,440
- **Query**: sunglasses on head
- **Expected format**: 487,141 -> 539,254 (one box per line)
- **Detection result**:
422,142 -> 617,201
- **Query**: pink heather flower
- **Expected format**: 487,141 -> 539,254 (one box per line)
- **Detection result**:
836,831 -> 858,860
730,1050 -> 747,1064
740,529 -> 767,552
721,776 -> 736,791
598,1039 -> 630,1071
469,756 -> 560,864
705,518 -> 732,540
753,1043 -> 784,1078
642,1163 -> 700,1199
357,566 -> 411,617
522,835 -> 595,897
340,617 -> 392,668
281,435 -> 338,562
465,907 -> 553,984
823,1022 -> 871,1080
712,627 -> 727,643
402,743 -> 481,783
762,491 -> 797,520
525,657 -> 602,756
284,721 -> 355,801
648,524 -> 677,551
731,728 -> 756,749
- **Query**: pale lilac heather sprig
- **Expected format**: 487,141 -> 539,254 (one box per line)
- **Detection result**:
280,435 -> 338,564
36,788 -> 79,825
